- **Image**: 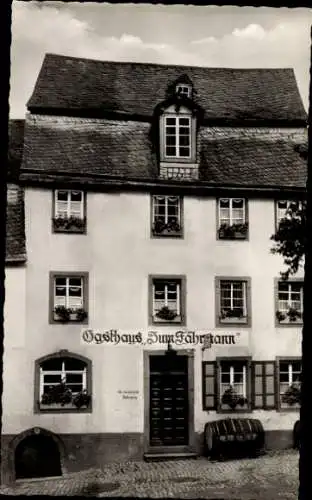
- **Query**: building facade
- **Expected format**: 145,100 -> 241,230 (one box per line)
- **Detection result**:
1,55 -> 307,482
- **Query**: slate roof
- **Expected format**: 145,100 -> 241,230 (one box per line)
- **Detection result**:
27,54 -> 307,124
5,184 -> 26,263
21,115 -> 307,190
6,120 -> 26,263
8,119 -> 25,180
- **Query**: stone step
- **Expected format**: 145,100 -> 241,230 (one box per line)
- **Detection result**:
144,452 -> 198,462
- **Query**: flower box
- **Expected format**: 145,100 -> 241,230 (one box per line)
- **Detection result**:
218,223 -> 248,240
221,387 -> 249,411
153,306 -> 181,323
276,309 -> 302,324
53,306 -> 88,323
52,216 -> 86,234
220,309 -> 247,324
152,220 -> 182,237
39,384 -> 91,411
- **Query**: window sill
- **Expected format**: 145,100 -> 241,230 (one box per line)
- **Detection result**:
161,157 -> 195,164
37,403 -> 91,414
52,314 -> 88,325
152,315 -> 183,326
218,233 -> 248,241
217,407 -> 253,414
276,320 -> 303,327
278,405 -> 300,412
152,230 -> 183,239
218,317 -> 249,326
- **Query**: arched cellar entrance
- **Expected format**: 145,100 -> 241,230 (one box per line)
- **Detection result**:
14,432 -> 62,479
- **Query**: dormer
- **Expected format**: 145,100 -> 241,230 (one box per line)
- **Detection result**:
155,77 -> 202,181
172,74 -> 194,100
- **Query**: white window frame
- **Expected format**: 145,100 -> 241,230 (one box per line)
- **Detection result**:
218,198 -> 246,227
152,195 -> 181,225
279,360 -> 301,406
164,114 -> 192,160
176,84 -> 192,98
152,280 -> 181,317
220,362 -> 247,401
220,280 -> 247,317
55,190 -> 84,219
39,359 -> 87,405
54,276 -> 84,311
277,281 -> 303,316
276,200 -> 302,227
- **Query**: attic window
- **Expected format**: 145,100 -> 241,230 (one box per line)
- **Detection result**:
176,84 -> 192,98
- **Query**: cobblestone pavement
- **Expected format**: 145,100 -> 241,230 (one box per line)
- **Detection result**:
0,450 -> 299,499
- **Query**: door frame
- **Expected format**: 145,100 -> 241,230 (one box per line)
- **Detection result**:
143,349 -> 195,454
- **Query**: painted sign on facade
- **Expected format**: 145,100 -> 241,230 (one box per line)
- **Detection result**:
81,329 -> 240,347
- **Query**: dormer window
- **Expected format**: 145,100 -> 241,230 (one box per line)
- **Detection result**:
175,84 -> 192,98
164,115 -> 191,159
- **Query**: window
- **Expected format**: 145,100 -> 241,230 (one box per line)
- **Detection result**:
53,190 -> 86,233
50,272 -> 88,324
151,195 -> 182,237
149,276 -> 185,325
218,198 -> 248,239
278,359 -> 301,409
164,115 -> 191,159
276,280 -> 303,324
202,358 -> 251,412
203,360 -> 277,411
176,84 -> 192,98
216,278 -> 251,326
276,200 -> 302,228
219,360 -> 249,411
35,352 -> 92,413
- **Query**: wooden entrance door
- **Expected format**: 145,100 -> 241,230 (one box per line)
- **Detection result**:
149,353 -> 189,447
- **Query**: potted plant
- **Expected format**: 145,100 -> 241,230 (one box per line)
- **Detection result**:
287,308 -> 302,322
282,384 -> 301,406
276,308 -> 302,323
73,308 -> 88,322
155,306 -> 178,321
40,381 -> 73,407
73,390 -> 92,409
54,305 -> 71,322
219,222 -> 248,240
152,218 -> 181,235
221,386 -> 248,410
276,310 -> 286,322
54,306 -> 88,322
221,308 -> 246,323
53,216 -> 85,233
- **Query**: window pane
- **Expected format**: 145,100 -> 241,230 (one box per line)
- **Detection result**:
179,136 -> 190,146
41,358 -> 63,371
179,147 -> 190,157
64,358 -> 86,371
166,147 -> 176,157
220,199 -> 230,209
55,277 -> 66,287
44,374 -> 62,384
71,191 -> 82,202
232,199 -> 244,209
66,373 -> 83,384
179,118 -> 190,126
165,117 -> 176,126
166,135 -> 176,146
67,384 -> 83,394
57,191 -> 69,201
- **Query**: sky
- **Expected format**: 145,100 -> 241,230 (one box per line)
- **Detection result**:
10,2 -> 312,118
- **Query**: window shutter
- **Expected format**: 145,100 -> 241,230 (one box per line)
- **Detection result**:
202,361 -> 217,410
252,361 -> 276,410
